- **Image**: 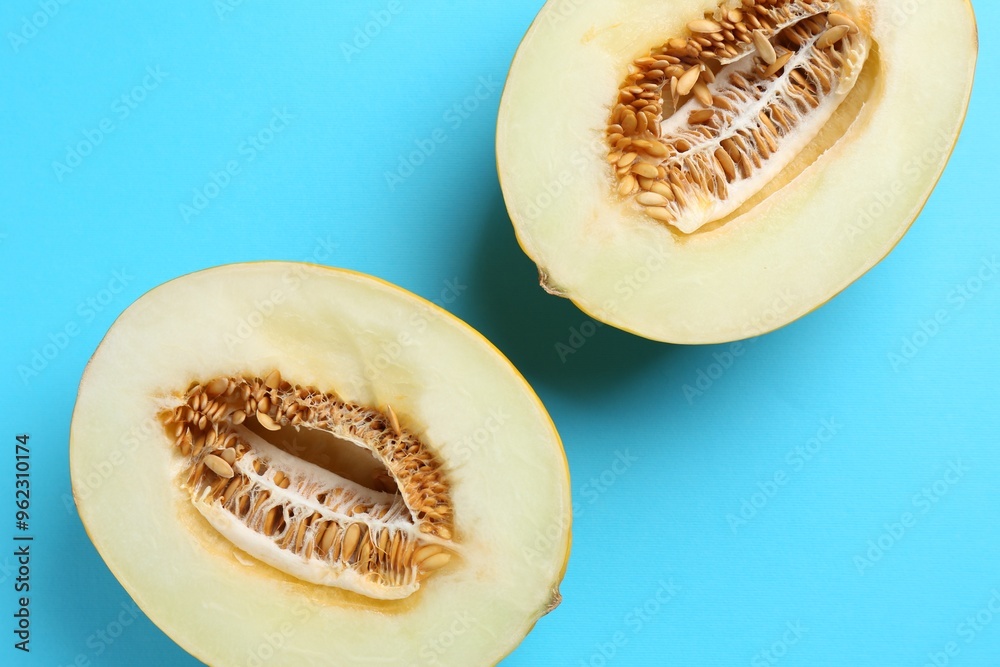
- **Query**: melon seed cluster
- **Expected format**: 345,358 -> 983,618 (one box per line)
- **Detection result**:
607,0 -> 870,234
160,371 -> 454,599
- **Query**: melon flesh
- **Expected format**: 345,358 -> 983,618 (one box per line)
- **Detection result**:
497,0 -> 977,343
70,263 -> 571,666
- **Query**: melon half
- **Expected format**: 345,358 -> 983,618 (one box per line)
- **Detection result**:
497,0 -> 977,343
70,263 -> 571,666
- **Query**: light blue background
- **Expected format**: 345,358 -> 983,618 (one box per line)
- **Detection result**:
1,1 -> 996,665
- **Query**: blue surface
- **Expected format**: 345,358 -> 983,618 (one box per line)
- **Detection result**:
1,1 -> 996,665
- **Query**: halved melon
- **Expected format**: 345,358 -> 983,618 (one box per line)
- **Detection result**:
498,0 -> 977,343
70,263 -> 571,666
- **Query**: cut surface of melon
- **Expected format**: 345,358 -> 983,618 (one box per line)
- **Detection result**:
497,0 -> 977,343
70,263 -> 571,666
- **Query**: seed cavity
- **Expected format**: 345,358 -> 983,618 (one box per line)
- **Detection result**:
160,374 -> 456,600
607,0 -> 871,234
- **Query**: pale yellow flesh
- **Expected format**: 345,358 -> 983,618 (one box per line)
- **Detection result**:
497,0 -> 977,344
70,263 -> 571,667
